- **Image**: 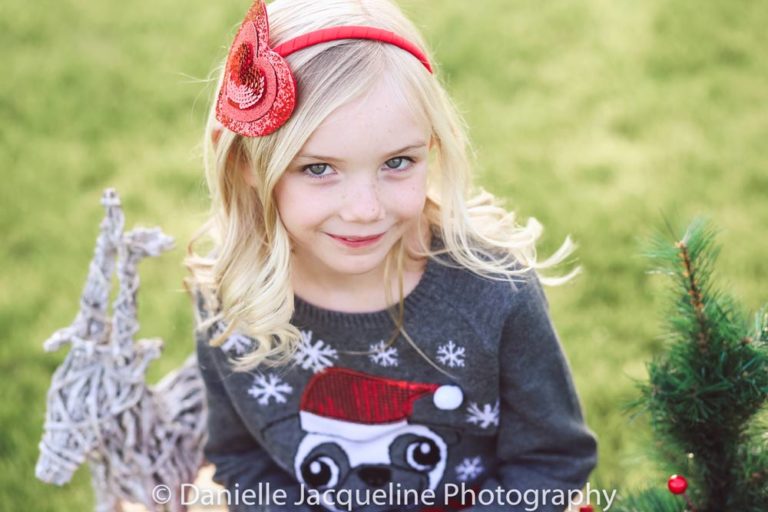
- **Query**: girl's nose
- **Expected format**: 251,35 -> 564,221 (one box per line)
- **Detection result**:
339,178 -> 385,223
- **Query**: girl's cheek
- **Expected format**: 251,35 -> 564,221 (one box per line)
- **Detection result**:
275,183 -> 330,227
287,198 -> 330,226
386,178 -> 428,216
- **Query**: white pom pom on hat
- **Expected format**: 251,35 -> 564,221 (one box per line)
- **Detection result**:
433,384 -> 463,410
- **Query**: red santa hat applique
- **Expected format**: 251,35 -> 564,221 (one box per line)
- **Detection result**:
298,368 -> 463,440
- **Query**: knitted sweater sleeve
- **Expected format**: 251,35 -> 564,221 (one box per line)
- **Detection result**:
463,272 -> 598,512
194,302 -> 318,511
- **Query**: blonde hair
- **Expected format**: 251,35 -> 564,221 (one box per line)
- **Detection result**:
185,0 -> 578,373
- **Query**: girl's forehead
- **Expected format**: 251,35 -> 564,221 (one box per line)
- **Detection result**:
299,82 -> 430,158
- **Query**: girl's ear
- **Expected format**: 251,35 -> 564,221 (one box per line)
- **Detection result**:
211,126 -> 223,148
242,163 -> 256,188
238,148 -> 256,188
212,126 -> 256,188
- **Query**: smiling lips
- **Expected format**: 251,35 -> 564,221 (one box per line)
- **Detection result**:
328,232 -> 385,247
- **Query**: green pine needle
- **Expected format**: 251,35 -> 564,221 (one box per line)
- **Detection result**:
611,487 -> 686,512
624,218 -> 768,512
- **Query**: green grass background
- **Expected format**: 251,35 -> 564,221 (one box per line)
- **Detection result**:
2,0 -> 767,509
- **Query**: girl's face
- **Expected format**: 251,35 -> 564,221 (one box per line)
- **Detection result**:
274,81 -> 431,288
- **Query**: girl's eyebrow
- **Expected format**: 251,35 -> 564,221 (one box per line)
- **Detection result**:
295,141 -> 428,162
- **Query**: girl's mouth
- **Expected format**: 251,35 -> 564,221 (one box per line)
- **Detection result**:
328,232 -> 385,248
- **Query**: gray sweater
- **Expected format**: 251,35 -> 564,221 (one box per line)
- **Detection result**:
194,236 -> 597,512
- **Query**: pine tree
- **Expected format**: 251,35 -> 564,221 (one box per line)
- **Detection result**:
614,218 -> 768,512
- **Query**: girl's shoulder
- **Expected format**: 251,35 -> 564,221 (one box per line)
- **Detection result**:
429,237 -> 546,330
433,233 -> 540,291
186,276 -> 215,321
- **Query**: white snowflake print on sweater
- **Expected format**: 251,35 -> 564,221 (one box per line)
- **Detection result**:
455,456 -> 484,482
221,332 -> 254,356
247,373 -> 293,405
368,340 -> 399,367
294,330 -> 338,373
212,322 -> 254,356
436,340 -> 466,368
466,400 -> 500,429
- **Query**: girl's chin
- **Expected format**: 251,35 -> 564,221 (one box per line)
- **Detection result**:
326,253 -> 387,271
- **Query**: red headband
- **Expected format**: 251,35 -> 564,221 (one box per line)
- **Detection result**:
215,0 -> 433,138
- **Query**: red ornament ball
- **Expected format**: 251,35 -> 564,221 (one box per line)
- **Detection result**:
668,474 -> 688,495
579,506 -> 594,512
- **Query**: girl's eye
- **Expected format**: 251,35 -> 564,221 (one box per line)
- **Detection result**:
303,163 -> 333,179
384,157 -> 413,171
301,157 -> 414,180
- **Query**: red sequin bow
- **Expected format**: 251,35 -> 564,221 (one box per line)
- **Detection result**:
216,0 -> 433,138
215,0 -> 294,137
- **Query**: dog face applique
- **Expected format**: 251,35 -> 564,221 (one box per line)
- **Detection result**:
292,368 -> 464,507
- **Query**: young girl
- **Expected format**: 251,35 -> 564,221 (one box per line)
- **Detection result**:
186,0 -> 597,510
